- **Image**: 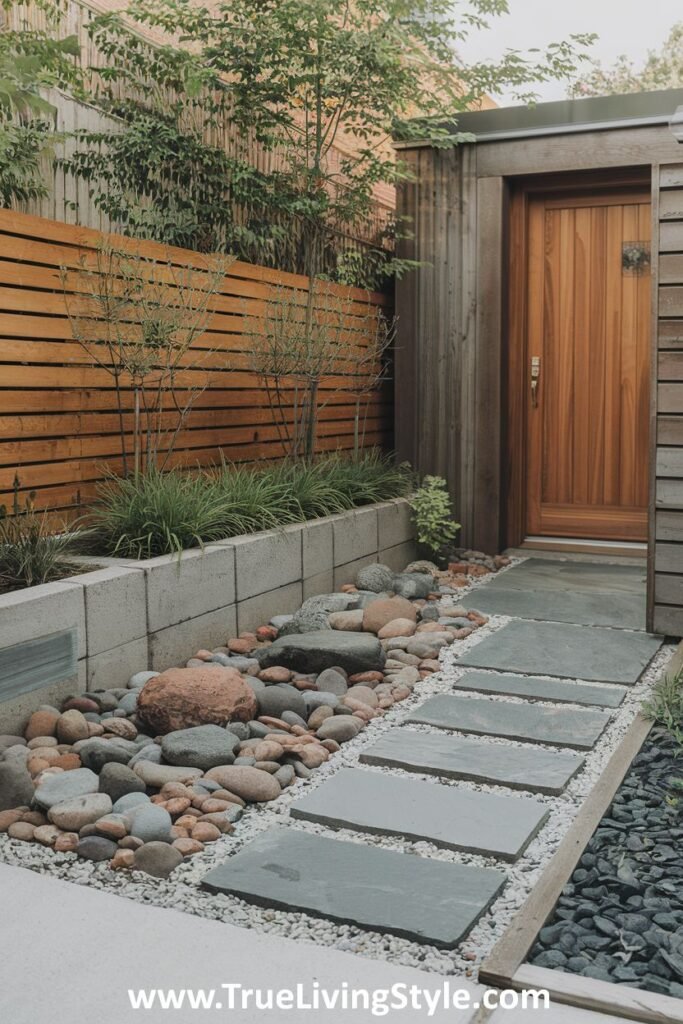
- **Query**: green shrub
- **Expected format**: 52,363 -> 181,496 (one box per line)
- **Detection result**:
409,475 -> 460,561
89,451 -> 413,558
0,507 -> 81,591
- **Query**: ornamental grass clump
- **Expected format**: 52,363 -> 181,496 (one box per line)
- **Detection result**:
0,501 -> 81,592
89,451 -> 413,558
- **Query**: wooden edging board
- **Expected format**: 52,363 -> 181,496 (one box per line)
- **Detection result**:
479,639 -> 683,1023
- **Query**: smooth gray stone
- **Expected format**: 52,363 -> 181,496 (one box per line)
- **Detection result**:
202,827 -> 506,948
462,586 -> 645,631
454,670 -> 627,708
407,695 -> 610,750
455,620 -> 661,684
492,558 -> 646,596
290,767 -> 548,860
360,728 -> 583,795
256,631 -> 385,675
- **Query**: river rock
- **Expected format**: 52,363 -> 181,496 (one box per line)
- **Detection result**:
204,765 -> 282,802
161,724 -> 241,771
256,685 -> 307,720
48,793 -> 112,831
129,804 -> 172,843
257,631 -> 385,675
377,618 -> 417,639
133,762 -> 203,788
0,761 -> 34,812
328,609 -> 364,631
98,763 -> 146,803
25,710 -> 60,741
33,767 -> 99,809
316,717 -> 364,743
362,596 -> 417,634
315,668 -> 348,695
391,572 -> 434,599
134,842 -> 183,878
77,836 -> 118,862
137,666 -> 257,734
78,738 -> 138,772
356,564 -> 395,593
56,710 -> 89,744
113,792 -> 150,814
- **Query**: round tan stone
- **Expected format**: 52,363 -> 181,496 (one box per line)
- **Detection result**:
191,822 -> 221,843
103,718 -> 138,741
27,757 -> 51,777
345,685 -> 378,708
33,824 -> 62,846
27,736 -> 58,749
252,740 -> 284,762
111,848 -> 136,869
164,797 -> 191,817
307,705 -> 334,729
257,716 -> 292,731
137,666 -> 257,734
200,798 -> 232,814
87,722 -> 105,737
173,837 -> 204,856
54,753 -> 81,771
289,743 -> 329,769
8,821 -> 36,841
258,666 -> 292,684
56,710 -> 89,744
25,709 -> 60,741
21,810 -> 47,826
198,812 -> 234,834
175,814 -> 200,830
204,765 -> 281,802
0,808 -> 27,832
209,789 -> 245,807
160,782 -> 191,800
377,618 -> 417,640
169,825 -> 190,840
228,637 -> 255,655
362,596 -> 417,634
54,831 -> 79,852
118,835 -> 144,851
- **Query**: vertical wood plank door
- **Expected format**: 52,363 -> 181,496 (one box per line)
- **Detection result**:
525,189 -> 651,541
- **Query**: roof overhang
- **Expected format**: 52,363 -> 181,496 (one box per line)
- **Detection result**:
395,88 -> 683,149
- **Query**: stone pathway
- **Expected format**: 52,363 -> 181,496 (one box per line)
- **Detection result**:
202,558 -> 663,955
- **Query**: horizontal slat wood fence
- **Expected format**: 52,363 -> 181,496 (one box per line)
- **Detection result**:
0,209 -> 392,520
653,162 -> 683,635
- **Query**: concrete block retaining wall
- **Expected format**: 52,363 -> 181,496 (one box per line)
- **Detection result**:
0,499 -> 416,733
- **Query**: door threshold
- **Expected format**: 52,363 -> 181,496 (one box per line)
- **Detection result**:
519,536 -> 647,558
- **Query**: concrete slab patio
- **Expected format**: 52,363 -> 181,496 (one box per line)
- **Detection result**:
0,863 -> 486,1024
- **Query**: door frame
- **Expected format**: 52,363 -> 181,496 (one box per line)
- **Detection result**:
504,166 -> 654,550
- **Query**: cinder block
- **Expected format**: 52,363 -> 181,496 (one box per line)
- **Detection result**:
0,673 -> 82,735
149,605 -> 237,671
237,581 -> 303,634
379,540 -> 419,573
334,553 -> 378,590
78,566 -> 147,657
0,580 -> 86,659
86,636 -> 149,690
303,570 -> 335,601
302,519 -> 333,580
333,507 -> 378,567
142,545 -> 236,632
228,527 -> 302,601
378,498 -> 415,550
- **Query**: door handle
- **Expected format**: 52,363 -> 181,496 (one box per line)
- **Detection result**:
530,356 -> 541,407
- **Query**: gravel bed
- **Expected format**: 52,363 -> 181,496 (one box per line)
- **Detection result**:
0,555 -> 674,982
529,726 -> 683,996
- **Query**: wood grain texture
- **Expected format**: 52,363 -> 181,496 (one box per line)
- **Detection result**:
525,189 -> 650,541
0,209 -> 392,518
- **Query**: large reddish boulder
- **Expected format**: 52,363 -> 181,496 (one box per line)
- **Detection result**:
137,667 -> 257,735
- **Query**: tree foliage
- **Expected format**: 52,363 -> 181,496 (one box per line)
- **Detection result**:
570,22 -> 683,98
0,0 -> 80,205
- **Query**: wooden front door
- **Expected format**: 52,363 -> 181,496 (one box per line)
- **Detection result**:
524,188 -> 651,542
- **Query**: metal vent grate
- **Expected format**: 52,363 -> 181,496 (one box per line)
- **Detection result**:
0,629 -> 78,702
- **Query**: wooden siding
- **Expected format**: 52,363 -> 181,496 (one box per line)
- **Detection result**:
653,162 -> 683,636
0,209 -> 392,521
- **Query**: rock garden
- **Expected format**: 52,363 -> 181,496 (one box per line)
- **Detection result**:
0,555 -> 501,879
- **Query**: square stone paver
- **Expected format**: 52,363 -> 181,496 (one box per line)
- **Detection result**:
360,728 -> 583,795
289,767 -> 548,860
463,586 -> 644,630
455,620 -> 661,684
455,670 -> 627,708
492,558 -> 646,595
202,827 -> 506,948
407,695 -> 610,749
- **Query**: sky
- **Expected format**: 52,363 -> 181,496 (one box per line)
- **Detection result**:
459,0 -> 681,105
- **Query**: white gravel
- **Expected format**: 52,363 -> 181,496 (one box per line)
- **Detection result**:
0,556 -> 675,982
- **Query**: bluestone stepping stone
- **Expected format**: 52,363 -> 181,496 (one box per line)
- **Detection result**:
492,558 -> 645,596
360,728 -> 583,795
462,586 -> 644,630
289,767 -> 548,860
407,695 -> 610,750
202,827 -> 506,947
455,620 -> 661,684
454,670 -> 627,708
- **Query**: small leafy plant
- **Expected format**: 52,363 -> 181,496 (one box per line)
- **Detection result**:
409,476 -> 460,563
643,668 -> 683,801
